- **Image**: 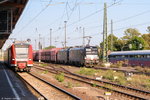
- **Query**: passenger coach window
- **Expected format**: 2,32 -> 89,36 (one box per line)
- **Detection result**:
147,55 -> 150,58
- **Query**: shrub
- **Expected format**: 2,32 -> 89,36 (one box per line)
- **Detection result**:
103,70 -> 114,80
115,76 -> 127,85
55,73 -> 65,82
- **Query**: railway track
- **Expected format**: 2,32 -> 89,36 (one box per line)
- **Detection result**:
17,72 -> 81,100
16,72 -> 47,100
33,64 -> 150,100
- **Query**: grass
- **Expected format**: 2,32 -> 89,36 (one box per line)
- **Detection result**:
60,65 -> 150,90
42,70 -> 48,74
75,83 -> 81,87
65,82 -> 73,88
41,63 -> 48,67
110,61 -> 124,68
103,70 -> 114,80
92,83 -> 97,87
77,67 -> 100,76
55,73 -> 65,82
104,84 -> 113,91
130,74 -> 150,90
77,68 -> 127,85
135,66 -> 150,73
100,70 -> 127,85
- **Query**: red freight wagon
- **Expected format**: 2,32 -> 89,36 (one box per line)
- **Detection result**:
50,48 -> 62,63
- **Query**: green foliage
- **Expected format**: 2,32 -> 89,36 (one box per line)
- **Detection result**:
103,70 -> 126,85
66,82 -> 73,88
42,70 -> 48,74
41,63 -> 48,67
142,34 -> 150,49
55,73 -> 65,82
103,70 -> 114,80
135,66 -> 150,73
123,28 -> 141,40
147,26 -> 150,33
77,67 -> 99,76
44,46 -> 56,49
92,83 -> 97,87
100,34 -> 118,51
113,39 -> 125,51
115,61 -> 124,68
99,27 -> 150,52
75,83 -> 81,87
126,36 -> 146,50
116,76 -> 127,85
110,61 -> 123,68
131,75 -> 150,90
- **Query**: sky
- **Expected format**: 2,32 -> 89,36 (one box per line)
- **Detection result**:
2,0 -> 150,50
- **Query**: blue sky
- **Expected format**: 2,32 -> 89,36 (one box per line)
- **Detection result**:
3,0 -> 150,50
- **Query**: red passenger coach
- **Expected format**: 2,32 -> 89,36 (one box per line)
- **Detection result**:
4,42 -> 33,71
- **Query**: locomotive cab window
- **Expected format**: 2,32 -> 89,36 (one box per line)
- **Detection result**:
15,44 -> 29,59
85,47 -> 98,55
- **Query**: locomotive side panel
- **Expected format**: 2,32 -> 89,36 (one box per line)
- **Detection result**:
57,49 -> 68,64
69,48 -> 85,66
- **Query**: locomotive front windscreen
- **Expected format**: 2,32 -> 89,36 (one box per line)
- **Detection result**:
85,47 -> 98,55
15,44 -> 29,59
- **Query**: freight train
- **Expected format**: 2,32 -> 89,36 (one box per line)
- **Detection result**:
109,50 -> 150,67
33,46 -> 99,66
4,42 -> 33,71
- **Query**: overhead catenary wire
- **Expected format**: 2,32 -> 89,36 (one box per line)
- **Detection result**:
44,0 -> 124,37
11,0 -> 53,37
8,0 -> 150,48
55,21 -> 150,44
11,0 -> 122,39
84,9 -> 150,30
57,2 -> 150,43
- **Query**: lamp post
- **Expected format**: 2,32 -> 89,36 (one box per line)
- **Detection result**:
64,21 -> 67,48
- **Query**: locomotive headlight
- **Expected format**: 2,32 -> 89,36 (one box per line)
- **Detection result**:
29,59 -> 32,60
12,59 -> 15,60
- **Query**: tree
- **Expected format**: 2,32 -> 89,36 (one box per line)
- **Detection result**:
123,28 -> 141,40
113,39 -> 125,51
44,46 -> 56,49
146,26 -> 150,33
126,36 -> 146,50
100,34 -> 118,51
142,34 -> 150,49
